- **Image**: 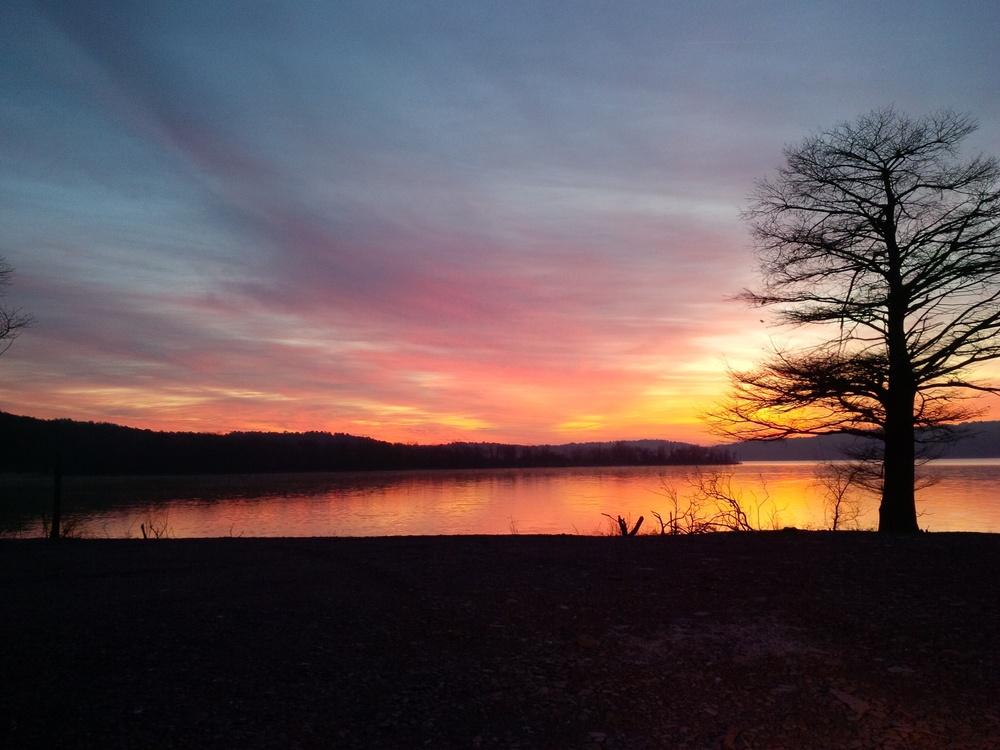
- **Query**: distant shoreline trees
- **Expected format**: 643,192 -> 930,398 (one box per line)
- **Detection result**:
0,411 -> 737,476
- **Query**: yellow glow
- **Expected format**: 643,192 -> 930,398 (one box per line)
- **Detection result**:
555,417 -> 606,434
57,387 -> 211,409
349,402 -> 493,434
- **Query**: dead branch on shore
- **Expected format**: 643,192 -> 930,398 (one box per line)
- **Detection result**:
647,468 -> 782,534
601,513 -> 644,537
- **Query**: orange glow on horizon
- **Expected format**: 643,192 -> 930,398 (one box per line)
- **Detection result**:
6,332 -> 1000,448
0,370 -> 732,446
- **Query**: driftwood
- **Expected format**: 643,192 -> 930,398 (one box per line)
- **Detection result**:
602,513 -> 644,537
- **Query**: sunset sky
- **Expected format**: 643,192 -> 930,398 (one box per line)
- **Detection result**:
3,1 -> 1000,445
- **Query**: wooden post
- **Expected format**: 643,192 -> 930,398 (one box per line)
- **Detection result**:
49,456 -> 62,542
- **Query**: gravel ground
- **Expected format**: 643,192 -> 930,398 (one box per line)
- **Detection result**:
2,532 -> 998,749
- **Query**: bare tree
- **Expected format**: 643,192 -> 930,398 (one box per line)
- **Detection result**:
649,469 -> 780,534
814,460 -> 870,530
708,108 -> 1000,532
1,256 -> 31,356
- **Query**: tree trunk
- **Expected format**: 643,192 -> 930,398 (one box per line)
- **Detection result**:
879,413 -> 918,532
880,213 -> 919,533
880,280 -> 919,532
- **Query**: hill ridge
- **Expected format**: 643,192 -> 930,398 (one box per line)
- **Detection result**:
0,411 -> 735,475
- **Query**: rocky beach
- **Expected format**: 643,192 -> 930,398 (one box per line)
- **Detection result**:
2,532 -> 998,749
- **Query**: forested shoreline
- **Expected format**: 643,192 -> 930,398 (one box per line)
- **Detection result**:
0,411 -> 736,476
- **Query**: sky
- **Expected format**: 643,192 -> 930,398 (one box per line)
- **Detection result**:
2,1 -> 1000,446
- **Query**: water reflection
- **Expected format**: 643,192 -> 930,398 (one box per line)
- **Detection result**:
2,461 -> 998,537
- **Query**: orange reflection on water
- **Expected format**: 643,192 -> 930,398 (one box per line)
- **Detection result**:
7,460 -> 998,538
50,465 -> 843,538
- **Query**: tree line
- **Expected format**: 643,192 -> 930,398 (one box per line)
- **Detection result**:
0,411 -> 736,476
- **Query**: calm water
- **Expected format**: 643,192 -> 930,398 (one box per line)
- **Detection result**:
2,461 -> 999,538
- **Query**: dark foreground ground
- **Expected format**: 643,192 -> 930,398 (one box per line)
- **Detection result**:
1,533 -> 998,749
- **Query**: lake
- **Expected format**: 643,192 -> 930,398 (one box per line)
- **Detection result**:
2,460 -> 999,538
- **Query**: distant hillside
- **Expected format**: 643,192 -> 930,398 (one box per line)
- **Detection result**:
0,411 -> 736,476
732,421 -> 1000,461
